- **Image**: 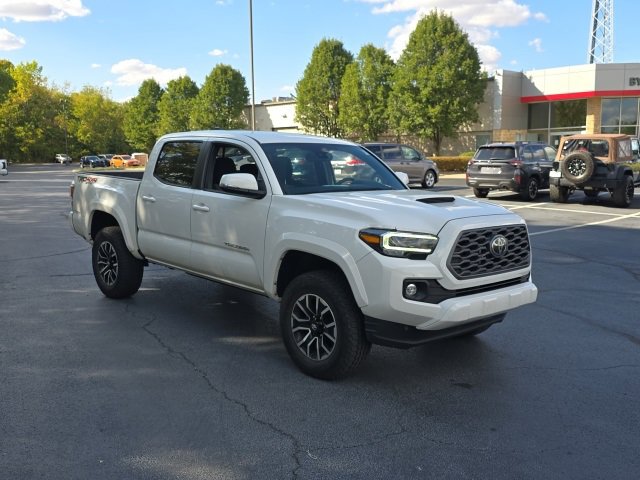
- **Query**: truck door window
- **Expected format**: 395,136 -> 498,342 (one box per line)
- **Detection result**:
203,144 -> 264,191
154,141 -> 201,187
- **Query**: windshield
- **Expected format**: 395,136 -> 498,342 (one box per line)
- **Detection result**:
474,146 -> 516,161
261,143 -> 406,194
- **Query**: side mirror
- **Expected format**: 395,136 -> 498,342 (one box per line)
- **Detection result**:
394,171 -> 409,185
220,173 -> 266,198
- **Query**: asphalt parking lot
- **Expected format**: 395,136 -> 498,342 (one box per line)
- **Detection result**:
1,164 -> 639,479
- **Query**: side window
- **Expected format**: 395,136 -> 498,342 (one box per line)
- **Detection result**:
521,147 -> 534,162
381,145 -> 401,161
532,146 -> 546,161
544,146 -> 557,160
203,143 -> 263,191
154,141 -> 201,187
401,146 -> 420,160
367,145 -> 382,156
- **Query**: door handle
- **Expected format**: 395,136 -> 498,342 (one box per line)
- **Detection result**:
141,195 -> 156,203
192,204 -> 210,212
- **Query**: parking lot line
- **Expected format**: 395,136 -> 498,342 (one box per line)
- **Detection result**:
530,211 -> 640,236
506,204 -> 627,217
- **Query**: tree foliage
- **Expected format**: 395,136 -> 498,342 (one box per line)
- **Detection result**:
189,64 -> 248,130
123,79 -> 163,152
388,11 -> 486,154
70,86 -> 128,154
295,39 -> 353,137
157,75 -> 199,136
338,44 -> 395,142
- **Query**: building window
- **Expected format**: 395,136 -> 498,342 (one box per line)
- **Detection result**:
550,100 -> 586,128
475,134 -> 491,148
601,97 -> 640,134
528,103 -> 548,129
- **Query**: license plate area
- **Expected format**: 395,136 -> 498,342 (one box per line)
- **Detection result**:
480,167 -> 501,174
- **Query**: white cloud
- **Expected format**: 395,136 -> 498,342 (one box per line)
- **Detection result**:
356,0 -> 547,71
0,27 -> 25,50
528,37 -> 543,53
208,48 -> 228,57
0,0 -> 90,22
216,0 -> 233,5
110,59 -> 187,87
91,63 -> 101,68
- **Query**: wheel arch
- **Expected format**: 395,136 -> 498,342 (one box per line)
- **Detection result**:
90,210 -> 143,260
275,249 -> 368,307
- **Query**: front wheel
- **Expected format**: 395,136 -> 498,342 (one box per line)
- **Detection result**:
473,187 -> 489,198
422,170 -> 437,189
520,176 -> 539,201
280,270 -> 371,380
550,184 -> 570,203
92,226 -> 144,298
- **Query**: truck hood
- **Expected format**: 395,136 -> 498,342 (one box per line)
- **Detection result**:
288,189 -> 515,233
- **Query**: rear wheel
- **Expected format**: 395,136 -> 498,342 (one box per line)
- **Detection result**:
550,184 -> 570,203
611,175 -> 634,208
473,187 -> 489,198
520,177 -> 539,201
280,270 -> 370,380
92,226 -> 144,299
422,170 -> 437,189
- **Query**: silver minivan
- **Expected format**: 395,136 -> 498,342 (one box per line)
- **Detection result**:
363,143 -> 439,188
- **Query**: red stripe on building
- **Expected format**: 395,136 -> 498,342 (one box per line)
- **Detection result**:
521,90 -> 640,103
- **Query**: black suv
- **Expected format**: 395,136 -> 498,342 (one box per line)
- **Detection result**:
466,142 -> 556,200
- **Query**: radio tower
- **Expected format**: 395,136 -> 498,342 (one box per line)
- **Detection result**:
588,0 -> 613,63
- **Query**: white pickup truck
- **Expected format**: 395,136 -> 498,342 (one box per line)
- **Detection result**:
70,131 -> 538,379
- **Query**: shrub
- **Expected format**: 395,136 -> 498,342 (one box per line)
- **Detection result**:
432,156 -> 470,173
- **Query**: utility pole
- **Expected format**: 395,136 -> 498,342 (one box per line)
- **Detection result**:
249,0 -> 256,130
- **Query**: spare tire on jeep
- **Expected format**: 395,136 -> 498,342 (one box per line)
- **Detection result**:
561,152 -> 595,184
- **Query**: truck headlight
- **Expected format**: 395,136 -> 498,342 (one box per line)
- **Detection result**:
359,228 -> 438,259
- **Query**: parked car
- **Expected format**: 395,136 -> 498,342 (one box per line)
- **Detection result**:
363,143 -> 439,188
549,133 -> 638,207
110,154 -> 140,168
466,141 -> 556,201
98,154 -> 114,163
80,155 -> 108,168
0,158 -> 7,176
130,152 -> 149,166
631,137 -> 639,162
55,153 -> 72,165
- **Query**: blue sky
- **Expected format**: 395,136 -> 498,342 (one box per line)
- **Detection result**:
0,0 -> 638,103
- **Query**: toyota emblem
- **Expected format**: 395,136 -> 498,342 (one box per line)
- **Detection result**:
489,234 -> 508,257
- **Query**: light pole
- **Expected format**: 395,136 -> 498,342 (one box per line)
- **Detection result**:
62,97 -> 68,157
249,0 -> 256,130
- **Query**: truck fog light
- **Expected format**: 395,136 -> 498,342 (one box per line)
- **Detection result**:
405,283 -> 418,298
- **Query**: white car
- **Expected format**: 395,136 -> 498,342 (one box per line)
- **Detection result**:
55,153 -> 72,164
0,159 -> 7,176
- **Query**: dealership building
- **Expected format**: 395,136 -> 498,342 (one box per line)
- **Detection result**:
250,62 -> 640,154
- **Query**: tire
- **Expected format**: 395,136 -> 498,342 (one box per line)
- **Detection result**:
422,170 -> 437,189
92,226 -> 144,299
520,176 -> 539,201
561,152 -> 594,184
549,184 -> 570,203
611,175 -> 634,208
280,270 -> 371,380
473,187 -> 489,198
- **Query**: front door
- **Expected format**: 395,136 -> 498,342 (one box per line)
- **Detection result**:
189,142 -> 270,290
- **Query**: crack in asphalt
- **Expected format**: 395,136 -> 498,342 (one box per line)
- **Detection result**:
0,247 -> 90,263
535,301 -> 640,347
139,313 -> 304,479
534,246 -> 640,282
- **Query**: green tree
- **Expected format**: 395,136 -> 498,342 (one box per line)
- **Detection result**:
69,86 -> 129,154
0,61 -> 60,161
0,59 -> 16,102
295,38 -> 353,137
389,11 -> 486,155
189,65 -> 248,130
338,44 -> 395,142
123,79 -> 163,152
156,76 -> 199,136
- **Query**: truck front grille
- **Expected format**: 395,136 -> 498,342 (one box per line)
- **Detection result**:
448,225 -> 530,279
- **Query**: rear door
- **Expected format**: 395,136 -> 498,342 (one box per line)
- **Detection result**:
137,139 -> 205,268
189,140 -> 270,290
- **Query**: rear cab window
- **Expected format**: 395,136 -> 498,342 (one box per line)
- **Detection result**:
154,141 -> 202,188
